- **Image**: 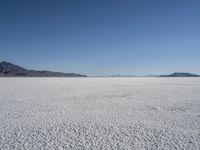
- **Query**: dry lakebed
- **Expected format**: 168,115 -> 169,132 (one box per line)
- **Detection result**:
0,78 -> 199,149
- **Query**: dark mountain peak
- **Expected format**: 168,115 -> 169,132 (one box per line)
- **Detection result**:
1,60 -> 9,63
0,61 -> 27,75
0,61 -> 87,77
1,61 -> 20,66
1,61 -> 22,67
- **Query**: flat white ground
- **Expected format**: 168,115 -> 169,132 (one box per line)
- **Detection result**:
0,78 -> 199,150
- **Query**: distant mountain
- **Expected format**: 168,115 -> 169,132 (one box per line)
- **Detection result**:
0,61 -> 87,77
146,75 -> 159,77
160,72 -> 200,77
106,74 -> 138,77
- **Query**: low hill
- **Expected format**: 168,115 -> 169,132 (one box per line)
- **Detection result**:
0,61 -> 87,77
160,72 -> 200,77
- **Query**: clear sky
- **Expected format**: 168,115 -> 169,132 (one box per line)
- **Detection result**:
0,0 -> 200,76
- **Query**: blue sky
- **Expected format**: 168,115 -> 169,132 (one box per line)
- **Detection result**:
0,0 -> 200,76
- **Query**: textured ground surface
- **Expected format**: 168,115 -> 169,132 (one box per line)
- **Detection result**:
0,78 -> 199,150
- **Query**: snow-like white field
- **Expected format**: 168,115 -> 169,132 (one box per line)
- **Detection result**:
0,78 -> 199,150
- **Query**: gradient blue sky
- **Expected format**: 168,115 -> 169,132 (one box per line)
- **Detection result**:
0,0 -> 200,76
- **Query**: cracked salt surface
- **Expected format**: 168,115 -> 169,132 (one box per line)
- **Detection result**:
0,78 -> 199,149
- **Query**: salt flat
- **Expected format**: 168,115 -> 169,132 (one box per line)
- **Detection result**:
0,78 -> 199,150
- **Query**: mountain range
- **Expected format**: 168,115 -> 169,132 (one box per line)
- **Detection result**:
0,61 -> 199,77
104,72 -> 200,77
159,72 -> 200,77
0,61 -> 87,77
